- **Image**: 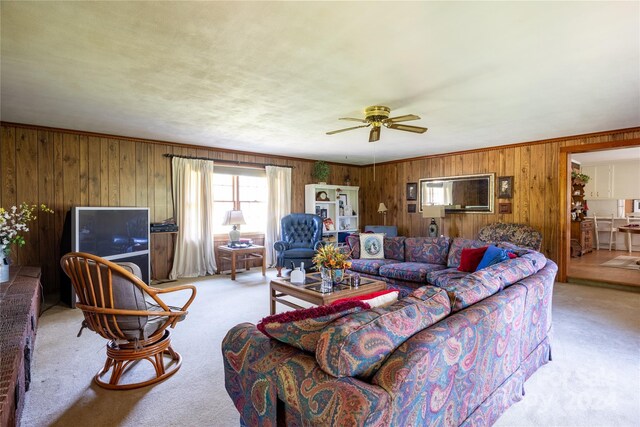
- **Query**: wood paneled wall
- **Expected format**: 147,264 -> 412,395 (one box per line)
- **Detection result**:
0,123 -> 362,296
359,129 -> 640,265
2,122 -> 639,295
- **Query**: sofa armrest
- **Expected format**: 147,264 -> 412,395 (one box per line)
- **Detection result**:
274,240 -> 289,252
276,353 -> 391,426
313,240 -> 325,250
222,323 -> 301,427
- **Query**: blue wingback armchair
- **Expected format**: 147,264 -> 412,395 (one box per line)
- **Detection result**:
274,214 -> 323,276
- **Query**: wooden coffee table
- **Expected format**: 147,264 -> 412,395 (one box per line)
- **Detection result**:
270,272 -> 386,314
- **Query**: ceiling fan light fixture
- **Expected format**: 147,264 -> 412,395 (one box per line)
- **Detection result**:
326,105 -> 428,141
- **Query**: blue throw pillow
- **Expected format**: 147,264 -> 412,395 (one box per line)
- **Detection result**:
475,245 -> 510,271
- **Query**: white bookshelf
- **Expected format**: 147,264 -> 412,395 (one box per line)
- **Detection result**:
305,184 -> 359,243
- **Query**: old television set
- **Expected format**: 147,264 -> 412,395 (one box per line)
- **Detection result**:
61,207 -> 150,307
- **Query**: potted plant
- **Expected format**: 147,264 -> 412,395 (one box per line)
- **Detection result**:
312,161 -> 330,184
571,171 -> 591,185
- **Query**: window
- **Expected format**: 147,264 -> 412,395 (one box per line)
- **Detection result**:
213,172 -> 267,234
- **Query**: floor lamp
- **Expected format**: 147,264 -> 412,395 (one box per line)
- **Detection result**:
422,205 -> 445,237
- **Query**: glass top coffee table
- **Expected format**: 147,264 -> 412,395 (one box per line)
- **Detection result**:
269,272 -> 386,314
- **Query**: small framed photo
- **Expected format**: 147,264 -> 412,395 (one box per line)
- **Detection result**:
338,193 -> 348,208
498,202 -> 512,214
498,176 -> 513,199
407,182 -> 418,201
408,204 -> 417,213
320,208 -> 328,219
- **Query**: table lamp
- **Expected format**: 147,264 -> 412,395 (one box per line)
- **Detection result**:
422,205 -> 445,237
223,210 -> 246,243
378,203 -> 388,226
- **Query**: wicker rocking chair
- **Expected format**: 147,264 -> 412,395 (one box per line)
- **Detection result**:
60,252 -> 196,390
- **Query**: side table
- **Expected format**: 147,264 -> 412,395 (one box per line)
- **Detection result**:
218,245 -> 266,280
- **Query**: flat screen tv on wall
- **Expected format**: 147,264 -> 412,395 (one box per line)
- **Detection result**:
62,207 -> 150,307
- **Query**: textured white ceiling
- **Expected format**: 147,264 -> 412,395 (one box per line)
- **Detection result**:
1,2 -> 639,165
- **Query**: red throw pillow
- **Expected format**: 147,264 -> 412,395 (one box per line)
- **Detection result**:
331,289 -> 399,308
458,246 -> 489,272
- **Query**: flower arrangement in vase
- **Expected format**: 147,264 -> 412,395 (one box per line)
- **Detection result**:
312,244 -> 351,289
1,203 -> 53,282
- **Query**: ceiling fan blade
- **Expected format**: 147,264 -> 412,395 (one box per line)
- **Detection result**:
387,123 -> 428,134
369,126 -> 381,142
339,117 -> 368,123
326,124 -> 370,135
385,114 -> 421,123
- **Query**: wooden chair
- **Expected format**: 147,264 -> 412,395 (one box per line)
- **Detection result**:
625,213 -> 640,253
60,252 -> 196,390
592,214 -> 617,251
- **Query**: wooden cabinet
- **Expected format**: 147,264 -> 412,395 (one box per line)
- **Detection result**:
571,219 -> 594,256
305,184 -> 359,243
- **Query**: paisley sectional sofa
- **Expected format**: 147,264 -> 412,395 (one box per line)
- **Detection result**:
222,235 -> 557,426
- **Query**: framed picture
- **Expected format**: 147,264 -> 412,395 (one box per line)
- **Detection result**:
498,202 -> 512,214
498,176 -> 513,199
407,182 -> 418,201
338,193 -> 348,208
315,205 -> 321,216
320,208 -> 328,219
408,204 -> 416,213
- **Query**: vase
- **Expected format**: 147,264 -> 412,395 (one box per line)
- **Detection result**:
320,267 -> 344,292
0,245 -> 9,283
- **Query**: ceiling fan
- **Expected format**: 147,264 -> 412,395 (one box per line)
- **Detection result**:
326,105 -> 428,142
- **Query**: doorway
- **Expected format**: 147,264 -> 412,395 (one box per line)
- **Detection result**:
561,143 -> 640,288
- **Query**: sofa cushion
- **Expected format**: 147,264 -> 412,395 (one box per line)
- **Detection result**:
346,235 -> 406,261
447,238 -> 488,268
427,267 -> 469,287
458,246 -> 489,272
316,286 -> 451,378
349,258 -> 398,276
437,251 -> 548,311
384,237 -> 406,261
404,236 -> 451,264
475,245 -> 510,271
379,262 -> 447,283
257,301 -> 370,352
280,247 -> 317,259
360,234 -> 385,259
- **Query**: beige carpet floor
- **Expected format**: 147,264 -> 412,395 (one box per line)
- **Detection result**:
21,270 -> 640,426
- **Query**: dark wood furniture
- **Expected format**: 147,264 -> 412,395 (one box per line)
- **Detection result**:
571,219 -> 594,256
0,266 -> 41,427
270,272 -> 386,314
150,231 -> 177,281
60,253 -> 196,390
218,245 -> 266,280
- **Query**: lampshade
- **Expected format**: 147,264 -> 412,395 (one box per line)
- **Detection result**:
377,203 -> 388,213
222,210 -> 246,226
422,205 -> 445,218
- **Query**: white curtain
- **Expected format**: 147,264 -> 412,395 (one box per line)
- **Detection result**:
170,157 -> 217,279
265,166 -> 291,267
